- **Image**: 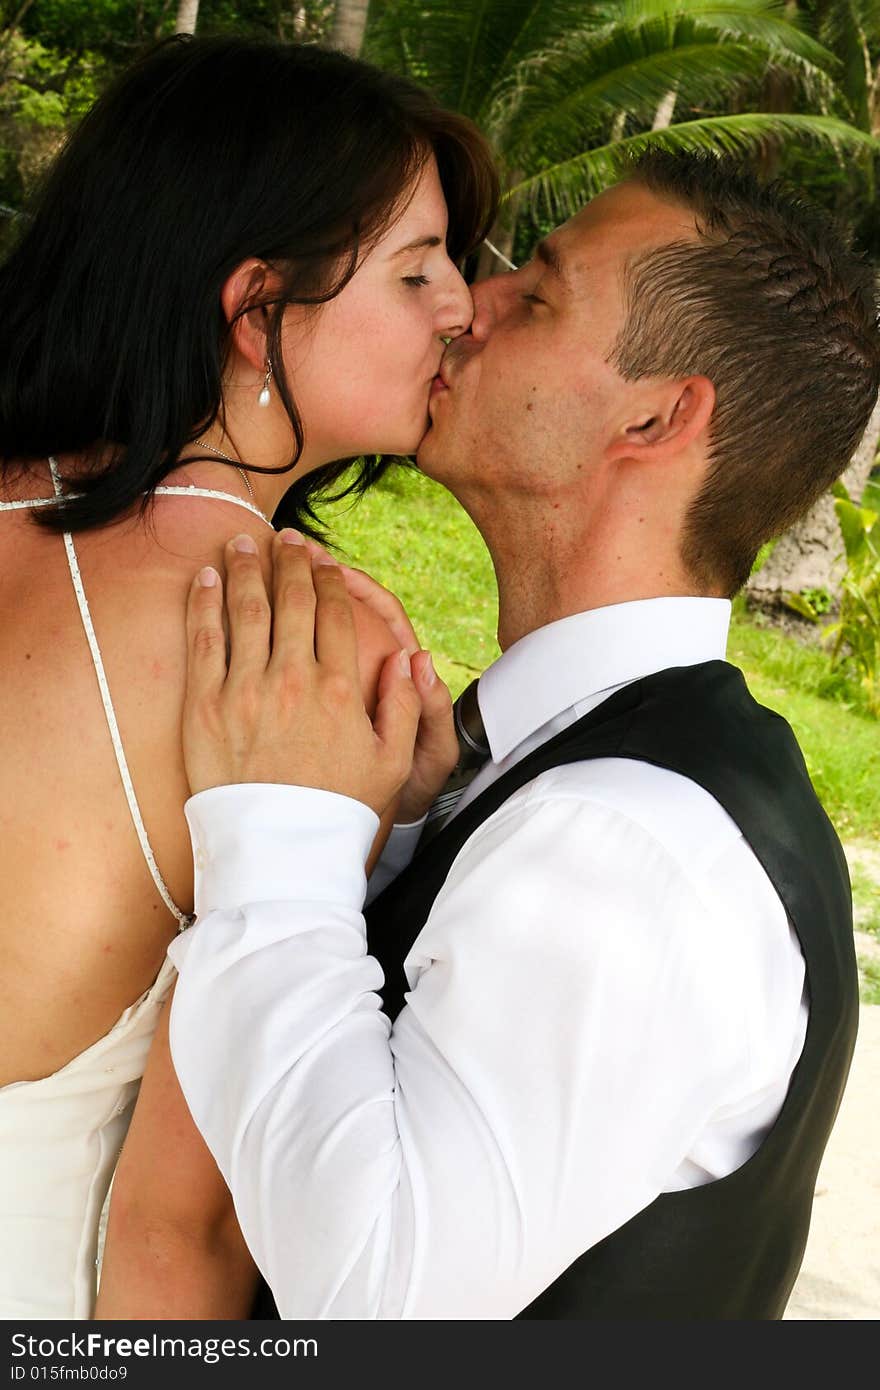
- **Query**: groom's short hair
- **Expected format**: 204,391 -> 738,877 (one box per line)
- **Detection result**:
609,151 -> 880,596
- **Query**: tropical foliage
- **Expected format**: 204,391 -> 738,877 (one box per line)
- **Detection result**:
0,2 -> 332,216
783,477 -> 880,712
364,0 -> 880,262
824,480 -> 880,712
3,0 -> 880,242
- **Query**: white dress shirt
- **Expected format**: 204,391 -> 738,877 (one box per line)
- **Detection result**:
168,597 -> 808,1320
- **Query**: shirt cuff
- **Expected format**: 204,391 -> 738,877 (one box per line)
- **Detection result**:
365,814 -> 428,904
185,783 -> 380,917
393,815 -> 429,834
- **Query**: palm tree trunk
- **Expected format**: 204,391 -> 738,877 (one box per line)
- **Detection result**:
175,1 -> 199,34
755,0 -> 799,179
748,392 -> 880,611
756,68 -> 795,180
0,1 -> 36,39
331,0 -> 370,57
652,90 -> 677,130
871,58 -> 880,135
0,0 -> 36,78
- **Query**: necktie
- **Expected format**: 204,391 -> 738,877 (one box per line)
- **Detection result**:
418,678 -> 490,848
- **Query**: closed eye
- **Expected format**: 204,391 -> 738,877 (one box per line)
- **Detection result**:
404,275 -> 430,287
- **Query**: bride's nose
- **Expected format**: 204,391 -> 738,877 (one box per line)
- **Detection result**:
469,277 -> 498,343
439,268 -> 475,342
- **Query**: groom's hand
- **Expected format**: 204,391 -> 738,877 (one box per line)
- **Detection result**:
330,559 -> 459,824
286,536 -> 459,825
183,531 -> 421,818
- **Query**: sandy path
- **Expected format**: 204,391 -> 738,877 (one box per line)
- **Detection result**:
785,1003 -> 880,1319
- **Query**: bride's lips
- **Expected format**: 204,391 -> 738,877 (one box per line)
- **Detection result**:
430,373 -> 449,398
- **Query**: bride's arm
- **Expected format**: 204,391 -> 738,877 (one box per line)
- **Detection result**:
95,576 -> 411,1320
95,988 -> 258,1320
96,553 -> 457,1320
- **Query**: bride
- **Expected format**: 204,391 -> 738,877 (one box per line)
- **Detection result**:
0,34 -> 496,1318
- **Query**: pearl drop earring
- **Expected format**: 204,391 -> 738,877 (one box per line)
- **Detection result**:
258,362 -> 273,408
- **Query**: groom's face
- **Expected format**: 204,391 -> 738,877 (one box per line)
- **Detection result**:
417,180 -> 698,495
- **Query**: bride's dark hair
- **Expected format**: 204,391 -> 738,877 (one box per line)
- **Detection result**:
0,36 -> 499,534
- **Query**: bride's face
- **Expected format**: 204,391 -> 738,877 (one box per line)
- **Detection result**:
281,156 -> 473,461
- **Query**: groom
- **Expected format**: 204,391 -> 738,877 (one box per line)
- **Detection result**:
167,153 -> 879,1319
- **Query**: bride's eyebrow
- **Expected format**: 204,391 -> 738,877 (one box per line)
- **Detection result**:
390,235 -> 443,258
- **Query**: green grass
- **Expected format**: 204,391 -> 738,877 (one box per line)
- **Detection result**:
851,866 -> 880,939
725,615 -> 880,842
858,957 -> 880,1006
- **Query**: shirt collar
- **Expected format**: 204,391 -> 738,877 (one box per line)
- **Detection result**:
477,597 -> 732,764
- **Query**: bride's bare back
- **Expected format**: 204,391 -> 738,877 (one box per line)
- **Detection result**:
0,460 -> 396,1087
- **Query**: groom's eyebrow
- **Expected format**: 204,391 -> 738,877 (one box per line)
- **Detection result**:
535,239 -> 571,289
391,235 -> 443,257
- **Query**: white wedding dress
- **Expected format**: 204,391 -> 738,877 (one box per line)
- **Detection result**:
0,459 -> 271,1319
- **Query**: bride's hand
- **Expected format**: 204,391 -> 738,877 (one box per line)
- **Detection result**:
321,551 -> 460,825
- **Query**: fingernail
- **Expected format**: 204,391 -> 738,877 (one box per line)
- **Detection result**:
198,566 -> 219,588
315,554 -> 339,567
232,533 -> 257,554
399,649 -> 411,676
279,528 -> 304,545
423,652 -> 436,686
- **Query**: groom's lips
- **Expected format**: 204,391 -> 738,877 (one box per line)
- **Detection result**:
432,356 -> 458,391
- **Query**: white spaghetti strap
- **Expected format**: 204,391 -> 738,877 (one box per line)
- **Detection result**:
0,495 -> 59,510
154,485 -> 272,527
0,483 -> 272,526
47,458 -> 193,930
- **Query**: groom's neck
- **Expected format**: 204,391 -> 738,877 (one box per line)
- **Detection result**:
489,531 -> 698,650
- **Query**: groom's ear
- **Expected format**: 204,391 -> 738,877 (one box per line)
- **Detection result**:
221,259 -> 275,373
607,376 -> 716,463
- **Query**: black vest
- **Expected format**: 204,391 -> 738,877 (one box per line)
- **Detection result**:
253,661 -> 858,1320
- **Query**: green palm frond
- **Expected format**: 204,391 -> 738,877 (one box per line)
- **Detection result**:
819,0 -> 880,51
364,0 -> 592,116
367,1 -> 844,126
817,0 -> 880,127
363,0 -> 877,239
509,112 -> 879,220
495,34 -> 840,167
594,0 -> 838,69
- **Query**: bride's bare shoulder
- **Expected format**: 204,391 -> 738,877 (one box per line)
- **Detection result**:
113,488 -> 274,574
80,494 -> 400,710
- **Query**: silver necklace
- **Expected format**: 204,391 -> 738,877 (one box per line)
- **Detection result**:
195,440 -> 260,509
